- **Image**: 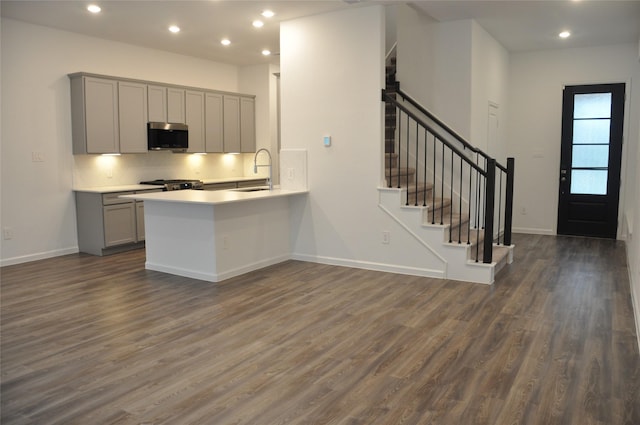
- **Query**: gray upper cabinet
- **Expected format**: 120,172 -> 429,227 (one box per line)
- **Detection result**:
185,90 -> 205,153
240,96 -> 256,153
223,95 -> 241,153
167,88 -> 186,124
69,73 -> 257,154
118,82 -> 148,153
205,92 -> 224,153
147,85 -> 167,122
70,75 -> 119,154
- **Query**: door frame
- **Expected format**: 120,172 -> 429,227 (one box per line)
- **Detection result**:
556,82 -> 627,239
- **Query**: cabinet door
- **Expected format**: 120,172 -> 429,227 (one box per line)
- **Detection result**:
240,96 -> 256,153
167,88 -> 186,123
136,201 -> 145,241
223,95 -> 241,153
103,203 -> 136,247
205,92 -> 224,153
84,77 -> 119,153
148,85 -> 167,122
185,90 -> 205,153
119,82 -> 148,153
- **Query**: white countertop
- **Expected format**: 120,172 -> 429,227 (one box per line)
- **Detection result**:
73,177 -> 269,193
119,187 -> 308,205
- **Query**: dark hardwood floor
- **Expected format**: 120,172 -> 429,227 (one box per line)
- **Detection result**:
1,234 -> 639,424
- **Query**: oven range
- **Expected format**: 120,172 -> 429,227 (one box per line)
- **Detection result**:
140,179 -> 204,191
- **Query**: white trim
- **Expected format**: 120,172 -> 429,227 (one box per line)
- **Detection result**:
291,253 -> 445,280
625,242 -> 640,353
512,227 -> 555,236
0,247 -> 79,267
378,202 -> 447,263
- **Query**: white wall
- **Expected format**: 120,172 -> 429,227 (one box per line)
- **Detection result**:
281,6 -> 446,276
0,18 -> 244,265
396,5 -> 473,140
507,44 -> 639,237
396,7 -> 509,162
470,21 -> 510,161
239,63 -> 281,183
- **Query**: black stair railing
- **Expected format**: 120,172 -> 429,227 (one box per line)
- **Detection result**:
382,88 -> 515,264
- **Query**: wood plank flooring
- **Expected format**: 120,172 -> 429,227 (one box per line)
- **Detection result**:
1,234 -> 639,424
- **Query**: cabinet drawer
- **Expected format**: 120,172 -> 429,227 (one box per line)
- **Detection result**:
102,192 -> 134,205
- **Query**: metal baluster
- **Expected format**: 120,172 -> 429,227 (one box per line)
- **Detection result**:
458,156 -> 463,244
439,143 -> 444,225
414,120 -> 419,206
423,128 -> 427,207
405,113 -> 410,205
467,162 -> 472,245
432,135 -> 437,224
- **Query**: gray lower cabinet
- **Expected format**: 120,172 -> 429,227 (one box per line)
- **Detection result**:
76,190 -> 159,256
136,201 -> 145,241
103,201 -> 136,247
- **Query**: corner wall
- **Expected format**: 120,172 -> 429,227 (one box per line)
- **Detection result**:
396,5 -> 472,140
0,18 -> 239,265
280,6 -> 446,277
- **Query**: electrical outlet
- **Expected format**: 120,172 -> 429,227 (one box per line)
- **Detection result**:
106,167 -> 113,178
521,207 -> 527,215
222,235 -> 229,250
31,151 -> 44,162
287,168 -> 295,180
3,227 -> 14,240
382,231 -> 390,244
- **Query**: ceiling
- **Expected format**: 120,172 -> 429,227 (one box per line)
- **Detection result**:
2,1 -> 639,66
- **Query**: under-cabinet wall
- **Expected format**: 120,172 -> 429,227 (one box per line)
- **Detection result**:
69,72 -> 256,155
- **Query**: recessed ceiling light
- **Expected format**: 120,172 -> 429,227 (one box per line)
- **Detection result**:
252,20 -> 264,28
169,25 -> 180,33
87,4 -> 101,13
262,49 -> 271,56
261,10 -> 275,18
559,31 -> 571,39
221,38 -> 231,46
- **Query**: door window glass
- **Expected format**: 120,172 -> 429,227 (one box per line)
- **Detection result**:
570,92 -> 611,195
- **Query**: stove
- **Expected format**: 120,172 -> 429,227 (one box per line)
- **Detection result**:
140,179 -> 204,191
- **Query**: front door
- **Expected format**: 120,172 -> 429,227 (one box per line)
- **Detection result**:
557,83 -> 625,239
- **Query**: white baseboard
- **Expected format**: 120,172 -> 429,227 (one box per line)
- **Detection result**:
0,247 -> 79,267
291,253 -> 445,280
625,242 -> 640,353
512,227 -> 555,235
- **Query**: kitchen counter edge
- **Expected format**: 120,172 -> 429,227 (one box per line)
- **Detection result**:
73,177 -> 269,193
119,188 -> 309,206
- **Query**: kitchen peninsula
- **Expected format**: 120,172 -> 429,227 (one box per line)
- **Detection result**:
120,188 -> 308,282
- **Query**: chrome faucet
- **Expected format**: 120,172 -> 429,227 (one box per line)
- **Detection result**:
253,148 -> 273,190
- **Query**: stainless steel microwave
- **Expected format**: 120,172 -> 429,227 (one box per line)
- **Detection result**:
147,122 -> 188,152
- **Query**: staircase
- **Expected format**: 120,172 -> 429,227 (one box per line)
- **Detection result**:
380,56 -> 514,284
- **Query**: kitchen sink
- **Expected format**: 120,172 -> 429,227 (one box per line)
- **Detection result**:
232,187 -> 270,192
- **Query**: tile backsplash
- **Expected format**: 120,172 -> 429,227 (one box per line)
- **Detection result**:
72,152 -> 253,188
